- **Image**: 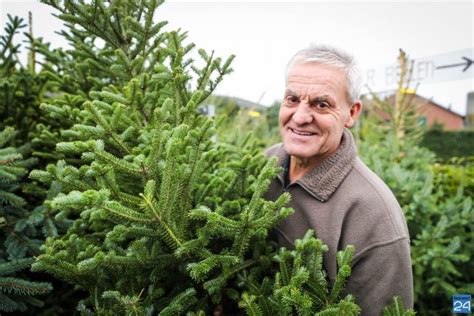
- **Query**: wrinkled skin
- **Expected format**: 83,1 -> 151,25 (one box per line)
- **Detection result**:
279,62 -> 362,182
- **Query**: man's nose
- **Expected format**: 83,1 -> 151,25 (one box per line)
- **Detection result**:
292,103 -> 313,125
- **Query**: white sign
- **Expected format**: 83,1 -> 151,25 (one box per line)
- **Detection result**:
363,48 -> 474,92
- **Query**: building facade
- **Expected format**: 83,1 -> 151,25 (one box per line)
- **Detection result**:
363,93 -> 465,130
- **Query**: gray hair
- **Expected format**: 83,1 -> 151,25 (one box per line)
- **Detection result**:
285,44 -> 362,104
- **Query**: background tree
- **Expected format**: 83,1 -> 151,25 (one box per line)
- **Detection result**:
0,13 -> 64,313
0,126 -> 52,312
358,50 -> 473,315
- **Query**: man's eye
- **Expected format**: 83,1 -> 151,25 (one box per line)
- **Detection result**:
315,102 -> 329,109
285,96 -> 298,104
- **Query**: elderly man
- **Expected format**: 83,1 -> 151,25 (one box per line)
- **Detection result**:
265,44 -> 413,315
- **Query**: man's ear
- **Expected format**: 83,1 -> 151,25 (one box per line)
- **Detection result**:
345,101 -> 362,128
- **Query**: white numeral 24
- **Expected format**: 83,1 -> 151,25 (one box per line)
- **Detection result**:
454,300 -> 471,312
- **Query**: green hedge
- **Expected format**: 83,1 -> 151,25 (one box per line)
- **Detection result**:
421,128 -> 474,160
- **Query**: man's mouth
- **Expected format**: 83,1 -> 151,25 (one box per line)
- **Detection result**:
289,127 -> 316,136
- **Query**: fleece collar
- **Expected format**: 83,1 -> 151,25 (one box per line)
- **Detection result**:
274,128 -> 357,202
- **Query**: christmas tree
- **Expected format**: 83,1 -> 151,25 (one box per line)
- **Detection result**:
24,0 -> 363,314
0,126 -> 52,312
0,13 -> 63,313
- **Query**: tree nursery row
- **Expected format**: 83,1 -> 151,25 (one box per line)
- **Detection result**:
0,1 -> 472,315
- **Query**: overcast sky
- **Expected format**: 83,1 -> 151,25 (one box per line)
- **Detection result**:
1,0 -> 473,115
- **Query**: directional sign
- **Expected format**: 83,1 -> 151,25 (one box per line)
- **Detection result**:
436,56 -> 473,72
363,48 -> 474,92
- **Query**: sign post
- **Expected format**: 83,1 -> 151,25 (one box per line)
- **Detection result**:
363,48 -> 474,92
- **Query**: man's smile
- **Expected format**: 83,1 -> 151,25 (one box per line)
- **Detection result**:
288,127 -> 317,136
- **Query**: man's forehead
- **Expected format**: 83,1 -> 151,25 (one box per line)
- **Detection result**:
285,79 -> 341,94
286,63 -> 347,96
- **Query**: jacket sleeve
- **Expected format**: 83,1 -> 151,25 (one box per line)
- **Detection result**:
343,238 -> 414,316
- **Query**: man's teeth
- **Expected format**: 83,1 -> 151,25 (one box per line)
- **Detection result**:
291,128 -> 315,136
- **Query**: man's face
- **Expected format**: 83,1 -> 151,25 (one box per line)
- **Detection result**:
279,62 -> 361,163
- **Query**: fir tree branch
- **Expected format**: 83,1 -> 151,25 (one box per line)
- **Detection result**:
0,277 -> 52,296
238,292 -> 263,316
196,50 -> 214,91
0,258 -> 34,276
102,201 -> 152,224
139,192 -> 182,248
93,149 -> 143,177
85,101 -> 133,155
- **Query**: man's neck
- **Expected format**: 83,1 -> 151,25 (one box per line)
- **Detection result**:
289,154 -> 325,183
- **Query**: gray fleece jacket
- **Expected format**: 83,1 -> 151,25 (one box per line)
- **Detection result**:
265,129 -> 413,316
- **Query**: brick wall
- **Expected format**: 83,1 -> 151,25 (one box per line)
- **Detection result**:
362,94 -> 465,130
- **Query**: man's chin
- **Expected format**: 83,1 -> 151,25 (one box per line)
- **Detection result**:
284,145 -> 320,159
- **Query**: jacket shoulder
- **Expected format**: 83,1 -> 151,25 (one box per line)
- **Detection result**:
350,158 -> 399,207
341,157 -> 409,241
